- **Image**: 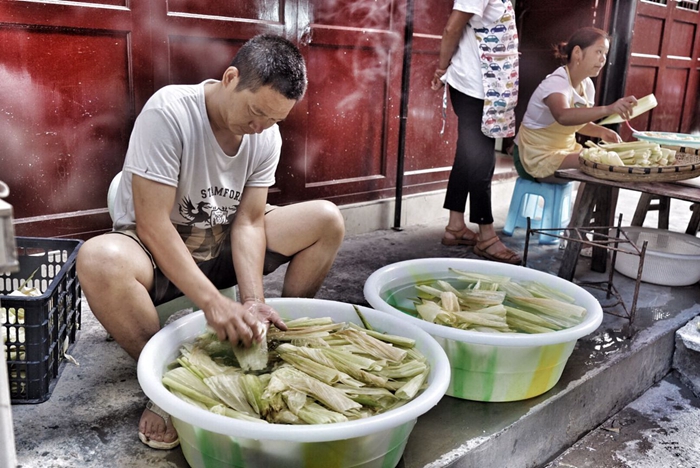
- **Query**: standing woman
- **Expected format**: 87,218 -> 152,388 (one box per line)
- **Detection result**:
514,27 -> 638,183
432,0 -> 521,265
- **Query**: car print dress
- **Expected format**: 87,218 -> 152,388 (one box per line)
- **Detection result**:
474,0 -> 519,138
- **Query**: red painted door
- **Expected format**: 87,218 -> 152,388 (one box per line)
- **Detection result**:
405,2 -> 461,195
0,0 -> 150,238
621,0 -> 700,139
1,0 -> 456,239
273,0 -> 405,206
1,1 -> 624,240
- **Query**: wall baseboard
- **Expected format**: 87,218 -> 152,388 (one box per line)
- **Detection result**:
339,178 -> 517,237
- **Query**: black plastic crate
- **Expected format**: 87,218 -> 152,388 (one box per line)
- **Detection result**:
0,237 -> 82,403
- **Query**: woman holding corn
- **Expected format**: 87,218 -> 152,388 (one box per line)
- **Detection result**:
514,27 -> 638,183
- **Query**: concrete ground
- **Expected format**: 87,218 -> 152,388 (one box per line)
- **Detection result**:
546,373 -> 700,468
545,316 -> 700,468
7,175 -> 700,468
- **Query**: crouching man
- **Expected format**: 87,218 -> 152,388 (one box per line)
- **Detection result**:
77,34 -> 344,449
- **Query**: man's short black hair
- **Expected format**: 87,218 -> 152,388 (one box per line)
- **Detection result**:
230,34 -> 307,101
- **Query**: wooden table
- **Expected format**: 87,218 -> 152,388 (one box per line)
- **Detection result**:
553,168 -> 700,280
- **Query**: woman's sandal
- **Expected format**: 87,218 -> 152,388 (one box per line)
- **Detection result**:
441,226 -> 478,246
474,236 -> 522,265
138,400 -> 180,450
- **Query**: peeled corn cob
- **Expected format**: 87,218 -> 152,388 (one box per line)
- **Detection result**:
162,314 -> 430,425
409,271 -> 588,334
581,140 -> 676,167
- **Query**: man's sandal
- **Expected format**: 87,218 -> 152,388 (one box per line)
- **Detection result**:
474,236 -> 522,265
441,226 -> 478,246
138,400 -> 180,450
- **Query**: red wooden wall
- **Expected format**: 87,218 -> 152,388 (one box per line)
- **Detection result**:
0,0 -> 461,239
1,0 -> 697,240
515,0 -> 614,126
621,0 -> 700,140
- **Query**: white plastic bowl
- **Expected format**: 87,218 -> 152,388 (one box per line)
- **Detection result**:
138,298 -> 450,468
363,258 -> 603,402
614,226 -> 700,286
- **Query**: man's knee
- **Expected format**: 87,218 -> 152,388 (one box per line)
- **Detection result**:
265,200 -> 345,256
315,200 -> 345,240
77,236 -> 114,277
77,234 -> 151,286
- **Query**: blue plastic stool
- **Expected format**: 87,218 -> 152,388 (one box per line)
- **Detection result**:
503,177 -> 574,245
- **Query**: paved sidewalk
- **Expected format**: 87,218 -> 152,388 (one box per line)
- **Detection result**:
8,185 -> 700,468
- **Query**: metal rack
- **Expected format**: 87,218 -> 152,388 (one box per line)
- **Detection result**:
522,215 -> 649,327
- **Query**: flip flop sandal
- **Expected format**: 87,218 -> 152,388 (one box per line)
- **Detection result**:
441,226 -> 478,246
474,236 -> 522,265
138,400 -> 180,450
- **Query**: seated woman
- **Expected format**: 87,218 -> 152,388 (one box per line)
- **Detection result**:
514,27 -> 638,183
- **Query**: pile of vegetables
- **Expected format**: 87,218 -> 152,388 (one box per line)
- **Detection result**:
162,314 -> 430,425
412,269 -> 587,334
580,140 -> 676,167
2,273 -> 44,396
0,306 -> 25,348
1,271 -> 41,358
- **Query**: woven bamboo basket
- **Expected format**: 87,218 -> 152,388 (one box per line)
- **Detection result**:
578,147 -> 700,182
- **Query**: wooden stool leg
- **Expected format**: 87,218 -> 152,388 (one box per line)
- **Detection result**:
591,186 -> 616,273
632,193 -> 670,229
687,203 -> 700,236
558,183 -> 597,281
632,193 -> 654,226
657,196 -> 670,230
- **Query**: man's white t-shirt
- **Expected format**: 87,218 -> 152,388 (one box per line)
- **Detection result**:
445,0 -> 507,99
521,66 -> 595,129
112,80 -> 281,231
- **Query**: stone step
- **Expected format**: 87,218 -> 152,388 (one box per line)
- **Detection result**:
544,373 -> 700,468
673,316 -> 700,397
543,317 -> 700,468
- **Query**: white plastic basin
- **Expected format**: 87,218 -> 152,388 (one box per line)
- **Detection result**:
363,258 -> 603,402
137,297 -> 451,468
614,226 -> 700,286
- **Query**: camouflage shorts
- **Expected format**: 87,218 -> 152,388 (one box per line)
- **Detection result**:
110,211 -> 290,305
